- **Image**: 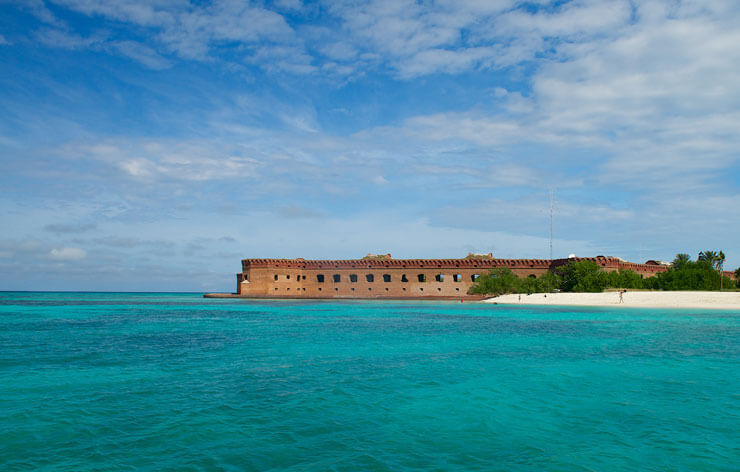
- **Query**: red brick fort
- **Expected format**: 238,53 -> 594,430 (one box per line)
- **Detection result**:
210,254 -> 672,299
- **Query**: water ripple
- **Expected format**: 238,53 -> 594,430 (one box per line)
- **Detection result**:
1,294 -> 739,470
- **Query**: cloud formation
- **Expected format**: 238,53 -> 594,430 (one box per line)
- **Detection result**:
1,0 -> 739,290
49,247 -> 87,261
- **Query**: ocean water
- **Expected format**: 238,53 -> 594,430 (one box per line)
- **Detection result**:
1,293 -> 739,471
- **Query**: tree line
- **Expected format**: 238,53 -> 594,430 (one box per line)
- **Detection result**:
469,251 -> 738,296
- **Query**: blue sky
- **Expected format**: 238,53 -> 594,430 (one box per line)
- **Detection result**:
1,0 -> 738,291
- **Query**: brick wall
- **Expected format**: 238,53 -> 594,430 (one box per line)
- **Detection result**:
235,256 -> 670,298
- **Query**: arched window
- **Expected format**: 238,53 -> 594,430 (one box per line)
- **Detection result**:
350,274 -> 358,283
383,274 -> 391,282
435,274 -> 444,282
418,274 -> 426,282
401,274 -> 408,282
333,274 -> 341,283
317,274 -> 325,283
471,274 -> 480,281
366,274 -> 374,282
453,274 -> 462,282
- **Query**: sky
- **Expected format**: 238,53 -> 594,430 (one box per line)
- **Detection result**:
1,0 -> 739,292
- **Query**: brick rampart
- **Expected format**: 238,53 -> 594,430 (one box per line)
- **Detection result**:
234,256 -> 671,299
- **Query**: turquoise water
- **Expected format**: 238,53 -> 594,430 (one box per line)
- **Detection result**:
1,293 -> 739,471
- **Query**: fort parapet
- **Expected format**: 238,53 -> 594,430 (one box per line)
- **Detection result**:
221,255 -> 670,299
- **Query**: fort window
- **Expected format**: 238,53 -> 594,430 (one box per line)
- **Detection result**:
418,274 -> 426,282
383,274 -> 391,282
471,274 -> 480,281
333,274 -> 341,283
438,288 -> 441,291
274,274 -> 278,281
350,274 -> 358,283
435,274 -> 444,282
528,274 -> 536,279
286,275 -> 290,280
453,274 -> 462,282
318,287 -> 322,291
366,274 -> 374,282
385,288 -> 389,291
317,274 -> 325,283
401,274 -> 408,282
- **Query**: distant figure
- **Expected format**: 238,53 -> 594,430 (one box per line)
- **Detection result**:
619,290 -> 625,303
518,294 -> 521,302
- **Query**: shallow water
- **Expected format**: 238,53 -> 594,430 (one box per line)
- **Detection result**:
1,292 -> 739,471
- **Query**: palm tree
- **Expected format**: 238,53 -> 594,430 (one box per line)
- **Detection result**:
717,251 -> 725,270
698,250 -> 719,268
672,253 -> 690,268
717,251 -> 726,290
699,250 -> 727,290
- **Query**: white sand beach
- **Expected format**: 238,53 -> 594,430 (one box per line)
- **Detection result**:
484,291 -> 740,310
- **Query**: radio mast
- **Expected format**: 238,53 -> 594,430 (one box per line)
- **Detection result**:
549,190 -> 553,261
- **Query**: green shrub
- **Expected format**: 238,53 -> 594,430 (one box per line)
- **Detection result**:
556,260 -> 607,292
648,259 -> 722,290
468,267 -> 520,296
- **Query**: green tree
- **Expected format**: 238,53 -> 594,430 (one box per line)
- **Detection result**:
469,267 -> 520,296
672,253 -> 691,269
536,271 -> 561,293
698,250 -> 724,270
519,276 -> 539,295
556,260 -> 607,292
607,268 -> 644,289
649,258 -> 723,291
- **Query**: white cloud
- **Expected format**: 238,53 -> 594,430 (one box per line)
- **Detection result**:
47,0 -> 302,69
44,222 -> 96,234
50,247 -> 87,260
66,140 -> 262,182
20,0 -> 66,27
111,40 -> 171,69
35,28 -> 107,50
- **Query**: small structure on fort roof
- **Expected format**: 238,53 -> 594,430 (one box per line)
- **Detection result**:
363,253 -> 392,260
464,253 -> 494,260
214,253 -> 670,299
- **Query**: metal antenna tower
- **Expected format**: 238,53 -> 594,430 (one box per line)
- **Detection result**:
549,190 -> 553,261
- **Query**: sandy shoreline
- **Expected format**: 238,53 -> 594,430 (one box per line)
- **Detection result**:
484,291 -> 740,310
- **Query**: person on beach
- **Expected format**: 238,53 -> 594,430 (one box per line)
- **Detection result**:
619,290 -> 624,303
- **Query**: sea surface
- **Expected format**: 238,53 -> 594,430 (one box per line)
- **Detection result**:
1,292 -> 739,471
